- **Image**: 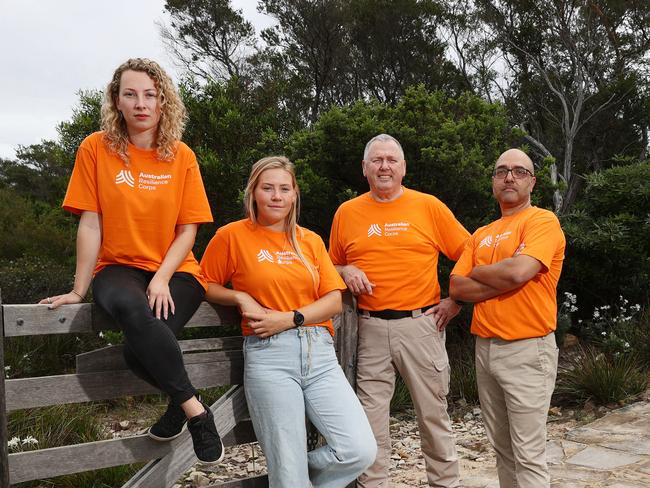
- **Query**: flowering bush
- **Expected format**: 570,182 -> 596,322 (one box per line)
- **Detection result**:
577,296 -> 642,357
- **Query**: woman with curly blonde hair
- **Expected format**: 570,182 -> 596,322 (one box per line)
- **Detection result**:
39,58 -> 223,465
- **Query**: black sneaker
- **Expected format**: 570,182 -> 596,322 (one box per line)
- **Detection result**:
148,401 -> 187,441
187,402 -> 225,465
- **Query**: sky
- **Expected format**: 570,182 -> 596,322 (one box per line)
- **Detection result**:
0,0 -> 274,160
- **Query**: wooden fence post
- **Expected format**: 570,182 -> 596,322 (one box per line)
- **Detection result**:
0,289 -> 10,488
333,292 -> 359,488
335,292 -> 358,388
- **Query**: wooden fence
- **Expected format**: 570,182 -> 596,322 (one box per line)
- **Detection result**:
0,291 -> 358,487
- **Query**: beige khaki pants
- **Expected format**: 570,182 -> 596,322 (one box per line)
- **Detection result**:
356,313 -> 460,488
475,333 -> 558,488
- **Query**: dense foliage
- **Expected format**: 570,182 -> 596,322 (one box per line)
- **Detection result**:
0,0 -> 647,330
561,161 -> 650,314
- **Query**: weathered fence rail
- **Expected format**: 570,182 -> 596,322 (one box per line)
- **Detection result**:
0,291 -> 358,487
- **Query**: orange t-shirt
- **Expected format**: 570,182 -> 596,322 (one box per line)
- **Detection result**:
328,188 -> 469,310
62,131 -> 213,289
451,206 -> 566,340
200,219 -> 346,336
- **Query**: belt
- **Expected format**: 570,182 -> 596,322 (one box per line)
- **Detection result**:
359,304 -> 435,320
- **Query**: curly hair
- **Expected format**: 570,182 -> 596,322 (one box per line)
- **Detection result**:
244,156 -> 318,287
100,58 -> 187,165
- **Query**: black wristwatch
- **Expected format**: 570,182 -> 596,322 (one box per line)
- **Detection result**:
293,310 -> 305,327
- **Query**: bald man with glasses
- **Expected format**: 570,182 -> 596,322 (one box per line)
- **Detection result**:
449,148 -> 566,487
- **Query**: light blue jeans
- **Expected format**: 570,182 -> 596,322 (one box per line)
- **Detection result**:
244,326 -> 377,488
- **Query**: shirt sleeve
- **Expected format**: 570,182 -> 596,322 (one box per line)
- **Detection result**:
62,137 -> 100,215
519,212 -> 565,272
430,199 -> 470,261
177,152 -> 213,225
200,227 -> 235,285
314,234 -> 346,296
450,235 -> 476,277
328,207 -> 347,265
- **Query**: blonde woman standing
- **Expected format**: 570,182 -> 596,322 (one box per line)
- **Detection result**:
201,156 -> 376,487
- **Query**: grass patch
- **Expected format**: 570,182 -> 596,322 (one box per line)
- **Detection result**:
555,347 -> 648,405
8,403 -> 108,450
8,402 -> 143,487
449,351 -> 478,405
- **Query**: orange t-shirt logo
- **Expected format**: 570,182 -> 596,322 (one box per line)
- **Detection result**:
367,224 -> 382,237
257,249 -> 274,263
115,169 -> 135,187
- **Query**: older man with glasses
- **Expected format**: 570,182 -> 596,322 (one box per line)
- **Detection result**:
450,148 -> 566,488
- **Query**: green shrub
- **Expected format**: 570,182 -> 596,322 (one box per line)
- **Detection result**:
561,161 -> 650,315
0,255 -> 74,304
555,347 -> 648,405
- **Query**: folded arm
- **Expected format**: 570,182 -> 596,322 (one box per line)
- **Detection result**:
449,275 -> 503,303
206,283 -> 343,338
450,255 -> 542,303
244,290 -> 343,338
469,255 -> 542,290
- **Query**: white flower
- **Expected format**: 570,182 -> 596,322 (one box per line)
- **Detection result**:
601,331 -> 607,336
624,342 -> 630,348
4,366 -> 9,371
570,306 -> 578,312
564,292 -> 577,304
7,437 -> 20,449
593,310 -> 600,319
21,436 -> 38,446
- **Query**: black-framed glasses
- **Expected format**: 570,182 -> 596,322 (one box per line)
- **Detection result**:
492,166 -> 534,179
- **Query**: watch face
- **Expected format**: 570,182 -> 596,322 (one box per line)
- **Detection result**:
294,310 -> 305,326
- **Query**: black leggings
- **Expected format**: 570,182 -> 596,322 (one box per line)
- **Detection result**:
92,265 -> 204,405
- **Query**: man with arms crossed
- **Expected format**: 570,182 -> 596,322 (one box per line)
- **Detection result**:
329,134 -> 469,488
450,148 -> 565,487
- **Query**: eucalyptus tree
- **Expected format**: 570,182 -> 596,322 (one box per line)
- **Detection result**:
469,0 -> 650,212
160,0 -> 257,81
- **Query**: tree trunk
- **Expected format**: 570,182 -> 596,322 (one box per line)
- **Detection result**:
560,175 -> 583,214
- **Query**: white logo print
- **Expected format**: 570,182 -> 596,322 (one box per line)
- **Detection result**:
257,249 -> 274,263
115,170 -> 135,188
367,224 -> 382,237
478,235 -> 493,249
513,242 -> 525,256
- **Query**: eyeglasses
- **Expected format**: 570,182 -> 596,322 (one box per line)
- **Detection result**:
492,166 -> 534,179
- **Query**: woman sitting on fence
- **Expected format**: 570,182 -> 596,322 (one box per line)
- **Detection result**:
39,58 -> 223,465
200,156 -> 376,487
